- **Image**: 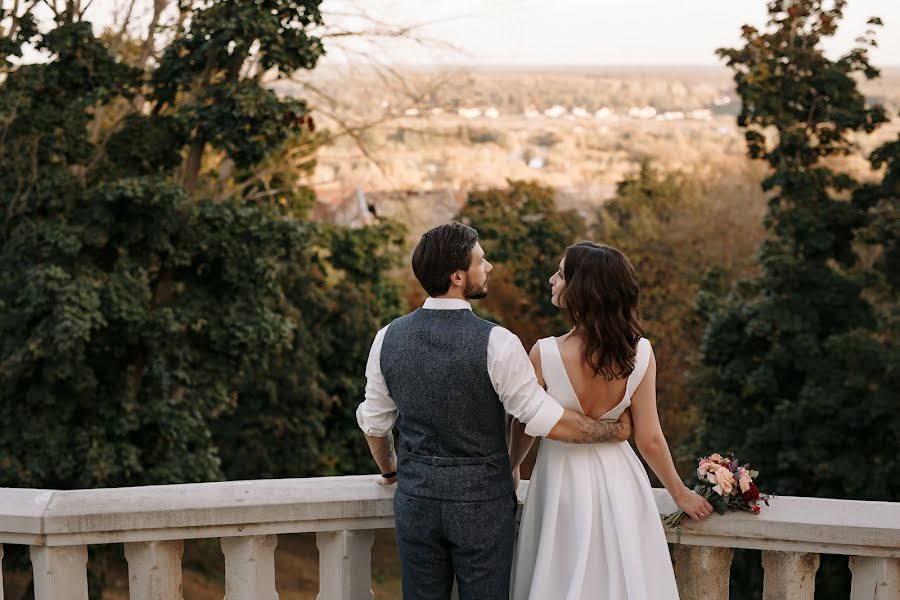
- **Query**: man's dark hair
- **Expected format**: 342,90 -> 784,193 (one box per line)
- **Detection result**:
412,222 -> 479,297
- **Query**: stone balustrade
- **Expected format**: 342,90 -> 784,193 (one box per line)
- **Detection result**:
0,475 -> 897,599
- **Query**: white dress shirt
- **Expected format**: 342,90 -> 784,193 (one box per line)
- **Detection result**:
356,297 -> 565,439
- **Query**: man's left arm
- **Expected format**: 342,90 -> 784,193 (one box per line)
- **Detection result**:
545,408 -> 631,444
356,326 -> 399,484
364,433 -> 397,486
489,328 -> 631,443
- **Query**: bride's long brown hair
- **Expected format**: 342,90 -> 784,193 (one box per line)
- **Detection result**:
561,242 -> 643,380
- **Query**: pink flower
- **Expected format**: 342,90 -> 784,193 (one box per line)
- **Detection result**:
713,465 -> 736,495
697,458 -> 716,479
738,469 -> 752,493
709,453 -> 725,464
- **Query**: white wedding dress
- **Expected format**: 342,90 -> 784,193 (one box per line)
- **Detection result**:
510,336 -> 679,600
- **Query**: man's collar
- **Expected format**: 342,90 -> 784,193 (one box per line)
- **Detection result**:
423,297 -> 473,311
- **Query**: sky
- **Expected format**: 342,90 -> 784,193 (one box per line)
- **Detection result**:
319,0 -> 900,67
13,0 -> 900,68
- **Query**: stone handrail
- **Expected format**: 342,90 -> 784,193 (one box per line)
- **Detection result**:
0,475 -> 898,599
650,488 -> 900,558
0,475 -> 395,546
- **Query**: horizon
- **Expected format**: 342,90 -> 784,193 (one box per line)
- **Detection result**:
317,62 -> 900,71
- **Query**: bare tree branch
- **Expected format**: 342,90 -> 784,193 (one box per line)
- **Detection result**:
286,75 -> 403,171
138,0 -> 170,69
107,0 -> 138,53
85,103 -> 134,173
1,0 -> 23,38
0,0 -> 39,43
78,0 -> 96,19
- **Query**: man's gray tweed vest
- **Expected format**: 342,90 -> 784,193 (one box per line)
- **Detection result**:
380,308 -> 514,502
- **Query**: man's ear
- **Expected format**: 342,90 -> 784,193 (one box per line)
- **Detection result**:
449,270 -> 465,288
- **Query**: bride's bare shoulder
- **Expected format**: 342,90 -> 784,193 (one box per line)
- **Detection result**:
527,340 -> 547,388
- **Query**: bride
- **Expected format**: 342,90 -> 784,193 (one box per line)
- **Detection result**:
509,241 -> 712,600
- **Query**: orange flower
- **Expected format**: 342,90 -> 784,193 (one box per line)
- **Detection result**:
713,465 -> 736,495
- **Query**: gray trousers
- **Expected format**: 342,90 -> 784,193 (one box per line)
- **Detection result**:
394,489 -> 517,600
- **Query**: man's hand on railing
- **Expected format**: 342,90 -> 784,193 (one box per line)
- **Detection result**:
378,472 -> 398,486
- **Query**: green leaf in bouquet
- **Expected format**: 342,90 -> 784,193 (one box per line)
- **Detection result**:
749,470 -> 759,479
712,494 -> 729,514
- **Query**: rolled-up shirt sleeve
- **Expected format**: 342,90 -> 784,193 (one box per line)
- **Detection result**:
355,325 -> 398,437
488,327 -> 565,437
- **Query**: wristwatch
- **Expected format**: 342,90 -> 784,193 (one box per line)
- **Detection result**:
381,471 -> 397,479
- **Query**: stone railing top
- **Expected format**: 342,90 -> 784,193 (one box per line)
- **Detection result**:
0,488 -> 56,530
649,488 -> 900,558
0,475 -> 395,546
0,477 -> 898,556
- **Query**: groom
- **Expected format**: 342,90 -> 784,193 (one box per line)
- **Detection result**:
356,222 -> 632,600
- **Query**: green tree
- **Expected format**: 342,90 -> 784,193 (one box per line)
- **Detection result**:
0,0 -> 404,492
689,2 -> 897,597
596,160 -> 767,474
456,180 -> 586,348
596,161 -> 706,459
855,127 -> 900,323
215,219 -> 407,479
698,0 -> 892,500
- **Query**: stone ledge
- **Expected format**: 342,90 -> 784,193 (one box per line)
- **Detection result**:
0,477 -> 897,556
1,476 -> 394,545
0,488 -> 57,540
649,488 -> 900,557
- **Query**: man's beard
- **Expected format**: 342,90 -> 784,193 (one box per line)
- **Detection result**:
464,279 -> 488,300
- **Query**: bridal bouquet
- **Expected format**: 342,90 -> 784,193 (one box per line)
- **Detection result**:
664,452 -> 770,529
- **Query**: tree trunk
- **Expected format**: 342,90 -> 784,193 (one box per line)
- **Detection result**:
182,136 -> 206,190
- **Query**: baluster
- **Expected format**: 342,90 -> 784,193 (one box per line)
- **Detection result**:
221,535 -> 278,600
124,540 -> 184,600
761,550 -> 819,600
316,530 -> 374,600
849,556 -> 900,600
30,545 -> 89,600
674,545 -> 733,600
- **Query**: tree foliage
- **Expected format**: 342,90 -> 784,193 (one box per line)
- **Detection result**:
215,220 -> 407,480
595,160 -> 768,473
695,0 -> 895,499
690,3 -> 899,597
0,0 -> 405,495
596,162 -> 706,455
455,180 -> 586,348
